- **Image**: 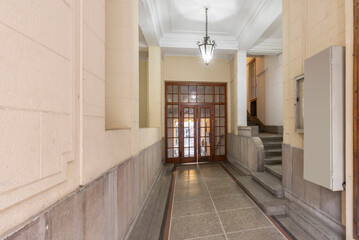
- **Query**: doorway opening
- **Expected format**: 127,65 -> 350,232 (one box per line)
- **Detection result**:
165,82 -> 227,164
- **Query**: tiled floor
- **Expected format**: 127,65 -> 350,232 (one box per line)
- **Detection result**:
168,163 -> 286,240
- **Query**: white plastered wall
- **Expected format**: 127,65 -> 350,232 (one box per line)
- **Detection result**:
255,55 -> 283,126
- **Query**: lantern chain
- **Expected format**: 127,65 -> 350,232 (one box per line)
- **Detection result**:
205,7 -> 208,38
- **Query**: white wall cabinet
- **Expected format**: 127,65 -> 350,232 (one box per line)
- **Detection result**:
303,46 -> 345,191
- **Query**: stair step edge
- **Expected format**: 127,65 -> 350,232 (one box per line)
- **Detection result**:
264,165 -> 282,180
286,201 -> 345,240
274,216 -> 313,240
251,172 -> 284,198
222,163 -> 286,216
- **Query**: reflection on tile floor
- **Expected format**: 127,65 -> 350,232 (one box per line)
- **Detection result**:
169,163 -> 286,240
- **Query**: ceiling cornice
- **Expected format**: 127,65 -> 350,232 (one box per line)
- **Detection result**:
139,0 -> 161,46
139,0 -> 283,57
160,32 -> 238,50
236,0 -> 282,50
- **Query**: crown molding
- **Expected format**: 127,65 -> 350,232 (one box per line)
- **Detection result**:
140,0 -> 282,57
247,39 -> 282,55
236,0 -> 282,50
139,0 -> 161,46
159,32 -> 238,50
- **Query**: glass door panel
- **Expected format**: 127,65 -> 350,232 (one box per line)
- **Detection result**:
181,106 -> 196,162
167,104 -> 179,159
199,107 -> 212,161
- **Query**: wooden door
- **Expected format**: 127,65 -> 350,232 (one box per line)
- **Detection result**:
165,82 -> 227,163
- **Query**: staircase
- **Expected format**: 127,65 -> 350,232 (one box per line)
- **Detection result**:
261,134 -> 283,179
222,133 -> 345,239
251,133 -> 284,199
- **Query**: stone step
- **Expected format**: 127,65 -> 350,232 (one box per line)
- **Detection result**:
264,156 -> 282,165
223,162 -> 344,239
221,161 -> 250,176
274,216 -> 313,240
221,162 -> 286,216
285,201 -> 345,240
264,164 -> 282,180
263,142 -> 282,150
247,121 -> 258,126
265,149 -> 282,157
260,136 -> 283,143
251,172 -> 284,198
128,164 -> 174,240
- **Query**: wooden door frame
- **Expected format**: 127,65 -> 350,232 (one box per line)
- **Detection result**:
354,0 -> 359,238
165,81 -> 227,164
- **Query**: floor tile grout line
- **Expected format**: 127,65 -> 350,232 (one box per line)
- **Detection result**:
184,233 -> 225,240
172,211 -> 216,219
216,206 -> 256,213
199,166 -> 229,240
172,206 -> 258,219
183,225 -> 278,240
225,225 -> 275,235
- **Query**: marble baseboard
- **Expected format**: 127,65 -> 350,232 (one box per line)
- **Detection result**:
282,143 -> 342,225
2,140 -> 163,240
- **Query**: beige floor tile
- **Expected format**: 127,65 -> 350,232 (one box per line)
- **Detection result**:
218,208 -> 272,233
170,213 -> 224,240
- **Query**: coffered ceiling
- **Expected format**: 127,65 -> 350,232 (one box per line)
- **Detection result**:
139,0 -> 282,58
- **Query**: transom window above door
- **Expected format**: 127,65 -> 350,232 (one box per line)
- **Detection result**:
167,84 -> 225,104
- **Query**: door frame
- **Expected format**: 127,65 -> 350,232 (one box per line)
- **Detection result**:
165,81 -> 227,164
354,0 -> 359,237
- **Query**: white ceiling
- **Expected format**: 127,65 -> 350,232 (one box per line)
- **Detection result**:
139,0 -> 282,58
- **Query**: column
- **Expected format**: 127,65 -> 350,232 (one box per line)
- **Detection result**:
148,46 -> 162,127
237,51 -> 247,126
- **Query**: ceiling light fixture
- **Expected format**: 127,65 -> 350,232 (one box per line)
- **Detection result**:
197,7 -> 216,65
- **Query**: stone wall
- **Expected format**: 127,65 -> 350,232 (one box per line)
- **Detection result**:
282,144 -> 342,226
1,141 -> 163,240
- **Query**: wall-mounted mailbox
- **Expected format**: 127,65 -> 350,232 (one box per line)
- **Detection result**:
304,46 -> 345,191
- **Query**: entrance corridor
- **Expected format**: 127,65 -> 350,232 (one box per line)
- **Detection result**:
168,164 -> 286,240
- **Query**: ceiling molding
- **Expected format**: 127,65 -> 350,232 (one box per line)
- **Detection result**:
139,0 -> 161,46
236,0 -> 282,50
247,39 -> 282,55
160,32 -> 238,50
139,0 -> 283,57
